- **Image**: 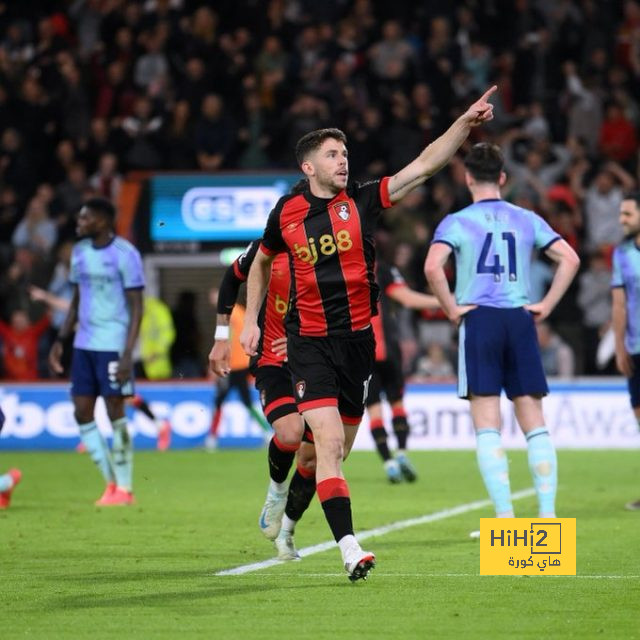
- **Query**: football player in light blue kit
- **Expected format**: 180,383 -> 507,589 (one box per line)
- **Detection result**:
425,143 -> 580,521
611,192 -> 640,511
49,198 -> 144,506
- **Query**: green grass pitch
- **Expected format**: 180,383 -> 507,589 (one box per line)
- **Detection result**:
1,449 -> 639,639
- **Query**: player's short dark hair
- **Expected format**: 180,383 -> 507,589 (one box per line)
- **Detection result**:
295,128 -> 347,166
84,197 -> 116,223
622,190 -> 640,207
464,142 -> 504,183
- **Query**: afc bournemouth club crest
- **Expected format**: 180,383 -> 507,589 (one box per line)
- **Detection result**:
295,380 -> 306,399
333,201 -> 350,221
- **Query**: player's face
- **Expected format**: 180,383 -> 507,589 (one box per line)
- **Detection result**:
308,138 -> 349,194
76,206 -> 102,238
619,199 -> 640,237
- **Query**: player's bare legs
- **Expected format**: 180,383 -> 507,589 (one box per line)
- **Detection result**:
389,399 -> 416,482
470,395 -> 514,518
103,395 -> 135,505
303,406 -> 375,580
513,395 -> 557,518
259,413 -> 304,540
275,440 -> 317,560
74,395 -> 117,502
367,402 -> 402,483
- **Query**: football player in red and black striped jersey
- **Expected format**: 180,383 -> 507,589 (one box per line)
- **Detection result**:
209,232 -> 318,561
241,86 -> 496,581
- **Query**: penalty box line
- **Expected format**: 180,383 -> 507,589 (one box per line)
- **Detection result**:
215,488 -> 536,576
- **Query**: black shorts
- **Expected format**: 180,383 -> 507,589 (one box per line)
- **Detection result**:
287,328 -> 375,424
366,358 -> 404,407
254,364 -> 298,424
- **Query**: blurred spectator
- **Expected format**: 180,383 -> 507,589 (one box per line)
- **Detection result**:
368,19 -> 416,91
577,250 -> 614,374
0,309 -> 50,381
503,128 -> 571,198
1,20 -> 35,66
120,95 -> 163,170
0,127 -> 34,200
84,118 -> 115,173
160,100 -> 196,170
562,61 -> 603,154
344,105 -> 387,180
134,26 -> 170,93
176,56 -> 210,114
536,322 -> 575,378
572,161 -> 635,251
0,249 -> 42,319
69,0 -> 103,60
422,16 -> 461,114
0,185 -> 21,242
386,91 -> 424,174
139,296 -> 176,380
56,162 -> 88,218
47,138 -> 78,185
12,195 -> 57,254
237,92 -> 273,169
194,93 -> 236,171
598,100 -> 638,165
254,35 -> 289,110
94,60 -> 137,121
57,52 -> 91,144
89,152 -> 122,202
413,342 -> 455,379
279,92 -> 329,166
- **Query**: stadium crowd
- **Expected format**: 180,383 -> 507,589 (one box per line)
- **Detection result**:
0,0 -> 639,380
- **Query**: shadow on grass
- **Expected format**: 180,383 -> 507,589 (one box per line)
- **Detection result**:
46,576 -> 342,611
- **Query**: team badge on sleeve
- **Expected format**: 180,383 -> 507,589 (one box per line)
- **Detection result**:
333,202 -> 351,221
295,381 -> 306,399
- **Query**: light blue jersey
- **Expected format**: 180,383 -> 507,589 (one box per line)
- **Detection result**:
432,199 -> 560,308
70,236 -> 145,352
611,238 -> 640,354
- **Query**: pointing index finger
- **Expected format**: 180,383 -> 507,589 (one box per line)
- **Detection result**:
479,85 -> 498,102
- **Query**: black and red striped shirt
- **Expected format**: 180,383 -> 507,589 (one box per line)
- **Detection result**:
218,239 -> 290,368
260,178 -> 393,337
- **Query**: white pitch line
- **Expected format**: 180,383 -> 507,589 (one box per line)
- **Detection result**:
215,488 -> 535,576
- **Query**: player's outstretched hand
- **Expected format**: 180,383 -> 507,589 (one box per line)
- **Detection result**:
271,336 -> 288,360
48,341 -> 64,376
463,85 -> 497,127
209,340 -> 231,376
240,323 -> 261,357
